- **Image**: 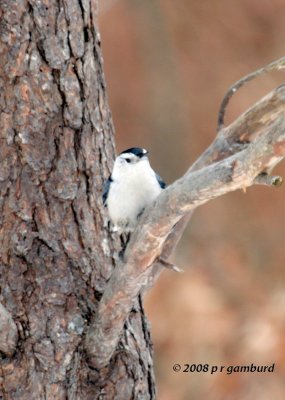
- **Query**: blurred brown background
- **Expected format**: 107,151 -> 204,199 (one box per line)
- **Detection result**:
98,1 -> 285,399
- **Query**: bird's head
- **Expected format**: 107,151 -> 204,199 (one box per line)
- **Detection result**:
113,147 -> 149,177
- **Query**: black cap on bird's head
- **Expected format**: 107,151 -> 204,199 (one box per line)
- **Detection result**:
120,147 -> 148,158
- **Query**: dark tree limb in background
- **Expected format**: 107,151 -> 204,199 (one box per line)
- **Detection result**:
86,84 -> 285,368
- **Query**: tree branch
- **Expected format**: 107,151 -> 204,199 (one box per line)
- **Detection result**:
0,303 -> 18,357
86,84 -> 285,368
217,56 -> 285,131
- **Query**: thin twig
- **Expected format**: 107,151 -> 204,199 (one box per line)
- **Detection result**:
157,257 -> 183,273
217,56 -> 285,131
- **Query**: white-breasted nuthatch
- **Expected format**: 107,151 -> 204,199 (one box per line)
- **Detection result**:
103,147 -> 166,233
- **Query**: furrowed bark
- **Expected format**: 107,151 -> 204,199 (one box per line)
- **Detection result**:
86,85 -> 285,368
0,1 -> 156,399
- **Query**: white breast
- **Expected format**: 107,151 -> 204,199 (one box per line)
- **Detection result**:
107,160 -> 162,232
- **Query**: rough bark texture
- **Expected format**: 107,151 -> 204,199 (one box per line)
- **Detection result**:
0,1 -> 155,399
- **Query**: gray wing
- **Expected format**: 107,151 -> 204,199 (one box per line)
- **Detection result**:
156,173 -> 166,189
102,176 -> 113,206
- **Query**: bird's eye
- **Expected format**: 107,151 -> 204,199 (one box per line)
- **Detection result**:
125,158 -> 131,163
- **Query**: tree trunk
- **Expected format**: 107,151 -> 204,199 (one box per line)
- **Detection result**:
0,1 -> 155,399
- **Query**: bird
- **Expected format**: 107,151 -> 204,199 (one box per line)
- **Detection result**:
103,147 -> 166,234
